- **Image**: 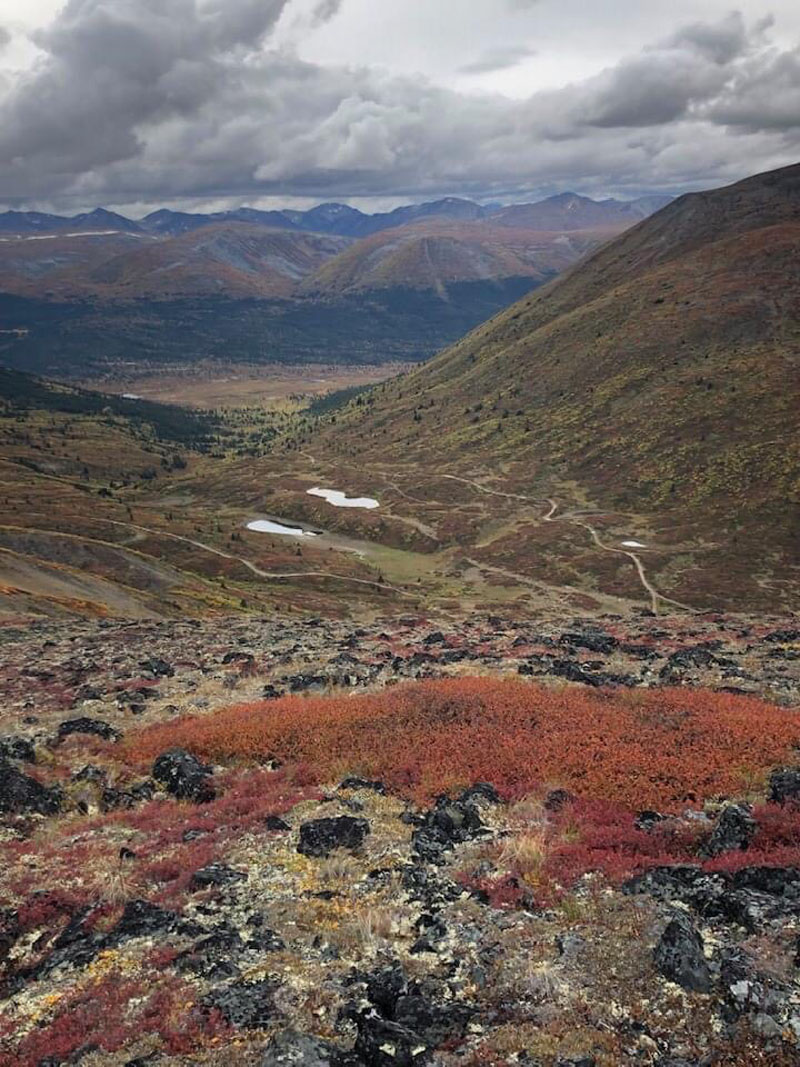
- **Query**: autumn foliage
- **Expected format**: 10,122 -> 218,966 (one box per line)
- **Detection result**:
126,678 -> 800,809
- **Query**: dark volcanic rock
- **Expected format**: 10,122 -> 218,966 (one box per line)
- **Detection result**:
339,777 -> 386,795
298,816 -> 370,858
260,1031 -> 344,1067
412,789 -> 489,862
702,804 -> 757,857
57,717 -> 121,742
140,657 -> 174,677
354,961 -> 474,1066
189,863 -> 248,891
653,912 -> 712,992
177,925 -> 245,979
559,631 -> 619,654
265,814 -> 292,832
0,760 -> 61,815
0,736 -> 36,763
768,766 -> 800,806
204,978 -> 280,1029
106,899 -> 179,946
152,748 -> 215,803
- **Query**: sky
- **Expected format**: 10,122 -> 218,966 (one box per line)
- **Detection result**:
0,0 -> 798,215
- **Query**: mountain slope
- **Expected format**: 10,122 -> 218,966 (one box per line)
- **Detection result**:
0,224 -> 351,300
299,220 -> 608,296
314,164 -> 800,608
85,224 -> 352,299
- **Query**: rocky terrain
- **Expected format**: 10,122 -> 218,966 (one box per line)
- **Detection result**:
1,611 -> 799,1066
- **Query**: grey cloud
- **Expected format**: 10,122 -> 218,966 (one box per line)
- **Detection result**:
310,0 -> 343,26
573,13 -> 782,129
0,27 -> 10,51
661,11 -> 753,64
1,0 -> 290,173
459,45 -> 536,75
706,45 -> 800,130
581,51 -> 730,127
0,4 -> 798,210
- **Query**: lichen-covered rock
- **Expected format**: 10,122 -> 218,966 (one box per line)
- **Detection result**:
177,925 -> 244,979
189,863 -> 247,891
152,747 -> 215,803
297,815 -> 370,857
653,911 -> 712,992
106,899 -> 180,946
260,1030 -> 344,1067
0,736 -> 36,763
203,978 -> 280,1029
412,790 -> 488,862
354,961 -> 474,1067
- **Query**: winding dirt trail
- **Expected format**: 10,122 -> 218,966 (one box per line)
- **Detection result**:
439,475 -> 696,614
541,500 -> 695,614
98,518 -> 417,599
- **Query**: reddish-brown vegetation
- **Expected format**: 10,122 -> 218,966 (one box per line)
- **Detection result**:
470,798 -> 800,909
0,971 -> 230,1067
126,678 -> 800,809
1,766 -> 316,923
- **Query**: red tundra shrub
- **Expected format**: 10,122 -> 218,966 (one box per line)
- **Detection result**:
125,678 -> 800,809
0,970 -> 228,1066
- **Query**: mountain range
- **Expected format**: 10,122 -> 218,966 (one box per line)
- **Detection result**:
0,192 -> 670,378
0,191 -> 670,239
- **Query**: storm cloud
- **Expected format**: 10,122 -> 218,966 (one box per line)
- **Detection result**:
0,1 -> 798,210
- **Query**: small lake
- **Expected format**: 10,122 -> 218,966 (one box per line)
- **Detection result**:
247,519 -> 318,537
307,487 -> 379,509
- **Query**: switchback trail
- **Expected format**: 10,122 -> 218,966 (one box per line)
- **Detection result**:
543,500 -> 696,614
439,474 -> 697,614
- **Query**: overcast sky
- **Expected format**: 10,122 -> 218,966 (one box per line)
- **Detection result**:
0,0 -> 798,214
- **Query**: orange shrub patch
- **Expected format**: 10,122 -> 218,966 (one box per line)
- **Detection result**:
126,679 -> 800,809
